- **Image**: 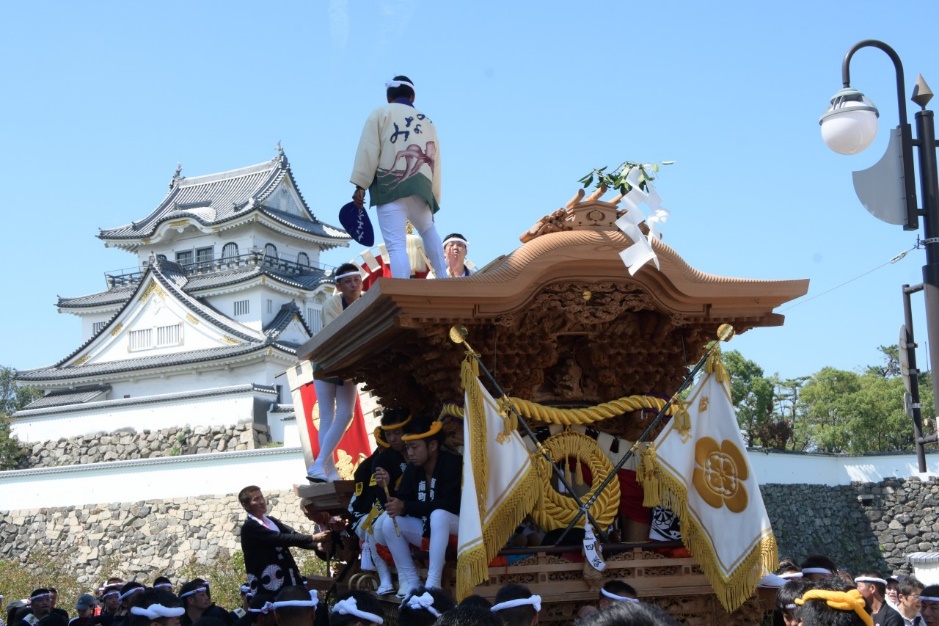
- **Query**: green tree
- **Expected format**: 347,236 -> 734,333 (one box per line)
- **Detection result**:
0,365 -> 41,469
722,350 -> 779,447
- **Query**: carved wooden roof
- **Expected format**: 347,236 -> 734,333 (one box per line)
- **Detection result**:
297,192 -> 808,414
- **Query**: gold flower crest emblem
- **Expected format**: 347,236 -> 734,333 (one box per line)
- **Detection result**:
692,437 -> 749,512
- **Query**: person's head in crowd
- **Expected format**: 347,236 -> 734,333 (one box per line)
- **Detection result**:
796,578 -> 872,626
777,580 -> 811,626
47,588 -> 59,610
246,594 -> 276,626
386,76 -> 415,103
272,586 -> 318,626
379,408 -> 410,453
328,590 -> 383,626
458,595 -> 493,611
153,577 -> 174,593
778,560 -> 803,580
854,572 -> 889,610
101,586 -> 123,614
897,576 -> 925,620
801,556 -> 838,582
120,582 -> 146,611
442,233 -> 469,276
75,595 -> 98,621
10,603 -> 32,626
29,589 -> 53,620
179,580 -> 212,621
598,581 -> 638,609
437,605 -> 503,626
573,601 -> 682,626
886,577 -> 900,607
191,579 -> 212,602
239,486 -> 268,520
397,587 -> 454,626
333,263 -> 363,304
921,585 -> 939,626
401,416 -> 445,470
127,589 -> 184,626
491,584 -> 541,626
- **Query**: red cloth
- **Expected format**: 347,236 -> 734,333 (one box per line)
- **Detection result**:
617,469 -> 652,525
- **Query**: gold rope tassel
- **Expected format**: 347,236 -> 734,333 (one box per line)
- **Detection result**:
461,353 -> 488,512
637,443 -> 660,507
575,457 -> 585,486
705,346 -> 730,383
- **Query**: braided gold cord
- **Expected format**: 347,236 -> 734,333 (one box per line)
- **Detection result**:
438,395 -> 674,425
531,431 -> 621,531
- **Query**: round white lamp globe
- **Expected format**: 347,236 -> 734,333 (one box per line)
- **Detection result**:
819,88 -> 880,155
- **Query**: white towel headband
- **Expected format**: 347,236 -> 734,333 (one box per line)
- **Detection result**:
130,605 -> 186,619
491,595 -> 543,613
385,79 -> 415,90
600,588 -> 639,603
332,597 -> 383,624
272,590 -> 318,609
404,593 -> 440,617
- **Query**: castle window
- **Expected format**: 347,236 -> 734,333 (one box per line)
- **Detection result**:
307,306 -> 323,334
297,252 -> 310,267
129,329 -> 153,351
222,242 -> 239,260
234,300 -> 250,316
195,246 -> 214,270
93,321 -> 107,335
175,250 -> 193,267
263,244 -> 278,266
156,323 -> 182,347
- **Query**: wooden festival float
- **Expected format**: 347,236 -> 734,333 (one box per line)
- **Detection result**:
293,186 -> 808,624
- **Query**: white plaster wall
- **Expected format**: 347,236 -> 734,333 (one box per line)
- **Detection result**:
0,446 -> 308,510
12,388 -> 272,442
747,449 -> 939,486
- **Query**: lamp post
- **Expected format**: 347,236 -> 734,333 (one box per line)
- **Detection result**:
820,40 -> 939,470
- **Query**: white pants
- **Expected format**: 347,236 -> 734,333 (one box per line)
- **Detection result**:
376,196 -> 447,279
354,515 -> 393,590
308,379 -> 357,480
381,509 -> 459,591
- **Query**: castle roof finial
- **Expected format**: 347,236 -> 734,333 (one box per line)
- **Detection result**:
170,163 -> 184,189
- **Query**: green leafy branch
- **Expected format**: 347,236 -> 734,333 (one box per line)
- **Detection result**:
578,160 -> 674,195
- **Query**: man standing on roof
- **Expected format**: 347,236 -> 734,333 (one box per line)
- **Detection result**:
350,75 -> 448,280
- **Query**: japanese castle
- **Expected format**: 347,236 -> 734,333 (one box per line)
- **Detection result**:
13,149 -> 350,444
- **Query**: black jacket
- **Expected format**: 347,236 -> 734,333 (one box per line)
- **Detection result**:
240,515 -> 315,594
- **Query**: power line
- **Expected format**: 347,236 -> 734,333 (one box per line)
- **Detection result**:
779,245 -> 916,313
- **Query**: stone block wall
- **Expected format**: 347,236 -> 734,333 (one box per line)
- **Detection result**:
3,477 -> 938,585
19,422 -> 272,469
0,490 -> 308,584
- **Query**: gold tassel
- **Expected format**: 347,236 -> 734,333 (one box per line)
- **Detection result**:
672,400 -> 692,441
461,354 -> 488,511
637,443 -> 660,507
575,457 -> 585,486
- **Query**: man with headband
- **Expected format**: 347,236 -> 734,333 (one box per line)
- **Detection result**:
856,572 -> 903,626
18,590 -> 52,626
441,233 -> 473,277
896,577 -> 925,626
126,589 -> 184,626
349,408 -> 410,595
350,75 -> 448,281
270,587 -> 319,626
919,585 -> 939,626
490,584 -> 541,626
377,415 -> 461,596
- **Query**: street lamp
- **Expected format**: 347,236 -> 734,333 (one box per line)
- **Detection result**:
820,39 -> 939,471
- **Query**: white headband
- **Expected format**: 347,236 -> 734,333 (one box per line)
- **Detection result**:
784,604 -> 798,610
780,572 -> 804,579
272,590 -> 318,609
855,577 -> 888,585
119,588 -> 144,602
130,605 -> 186,619
385,79 -> 415,90
443,236 -> 469,247
153,584 -> 173,591
921,597 -> 939,603
248,603 -> 275,615
600,588 -> 639,603
332,597 -> 383,624
802,568 -> 833,575
334,271 -> 361,281
101,590 -> 120,600
30,592 -> 52,601
404,593 -> 441,617
491,595 -> 543,613
178,586 -> 209,599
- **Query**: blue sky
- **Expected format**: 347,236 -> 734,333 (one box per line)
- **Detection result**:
2,1 -> 938,388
